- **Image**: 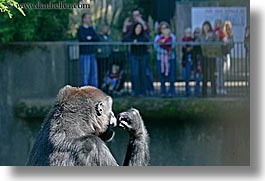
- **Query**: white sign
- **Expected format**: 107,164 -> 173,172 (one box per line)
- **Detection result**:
192,7 -> 247,42
192,7 -> 247,58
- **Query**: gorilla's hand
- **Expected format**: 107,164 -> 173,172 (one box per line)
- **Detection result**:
117,108 -> 147,138
117,108 -> 150,166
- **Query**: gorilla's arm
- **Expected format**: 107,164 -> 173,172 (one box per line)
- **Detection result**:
118,108 -> 150,166
123,132 -> 149,166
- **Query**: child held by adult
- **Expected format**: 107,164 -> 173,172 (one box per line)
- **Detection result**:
156,28 -> 173,76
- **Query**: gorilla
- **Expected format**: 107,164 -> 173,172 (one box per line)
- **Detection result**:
26,85 -> 149,166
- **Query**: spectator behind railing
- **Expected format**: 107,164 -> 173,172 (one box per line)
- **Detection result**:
77,13 -> 100,87
214,19 -> 226,95
216,20 -> 234,95
200,21 -> 217,96
122,8 -> 153,95
122,23 -> 149,96
101,63 -> 125,96
193,27 -> 203,96
181,28 -> 193,96
101,50 -> 127,95
213,19 -> 225,41
244,25 -> 250,62
154,21 -> 176,97
181,27 -> 202,97
222,21 -> 234,70
96,24 -> 112,88
122,8 -> 150,38
157,28 -> 172,77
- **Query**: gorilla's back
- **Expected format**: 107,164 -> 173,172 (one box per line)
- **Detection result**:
26,125 -> 53,166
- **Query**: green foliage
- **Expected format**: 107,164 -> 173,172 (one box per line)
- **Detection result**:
0,0 -> 76,43
0,0 -> 156,43
0,0 -> 25,18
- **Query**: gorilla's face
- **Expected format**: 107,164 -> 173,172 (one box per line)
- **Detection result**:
95,96 -> 117,129
106,96 -> 117,128
57,85 -> 117,141
96,96 -> 117,142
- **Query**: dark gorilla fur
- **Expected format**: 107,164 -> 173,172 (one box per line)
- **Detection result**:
26,85 -> 149,166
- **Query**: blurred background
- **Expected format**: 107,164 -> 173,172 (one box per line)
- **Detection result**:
0,0 -> 250,166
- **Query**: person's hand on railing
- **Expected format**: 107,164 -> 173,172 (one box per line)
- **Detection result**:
187,46 -> 193,52
86,36 -> 92,40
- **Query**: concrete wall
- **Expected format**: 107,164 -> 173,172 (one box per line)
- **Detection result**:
0,42 -> 68,165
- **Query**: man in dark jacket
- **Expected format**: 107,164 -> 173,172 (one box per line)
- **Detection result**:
77,13 -> 100,87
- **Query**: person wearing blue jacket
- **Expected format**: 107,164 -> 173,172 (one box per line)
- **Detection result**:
77,13 -> 100,87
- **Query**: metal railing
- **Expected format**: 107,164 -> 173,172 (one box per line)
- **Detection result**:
66,41 -> 249,97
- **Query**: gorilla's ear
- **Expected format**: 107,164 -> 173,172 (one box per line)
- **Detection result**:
57,85 -> 76,104
95,102 -> 104,116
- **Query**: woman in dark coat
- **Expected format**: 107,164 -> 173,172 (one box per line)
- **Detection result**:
122,23 -> 149,96
200,21 -> 216,96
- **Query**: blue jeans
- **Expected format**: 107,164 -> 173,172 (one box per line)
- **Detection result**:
146,55 -> 155,93
80,54 -> 98,87
157,58 -> 176,95
194,72 -> 201,96
182,60 -> 192,96
129,53 -> 154,94
130,55 -> 147,95
182,60 -> 201,96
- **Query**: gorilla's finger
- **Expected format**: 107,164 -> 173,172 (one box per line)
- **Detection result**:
118,120 -> 133,131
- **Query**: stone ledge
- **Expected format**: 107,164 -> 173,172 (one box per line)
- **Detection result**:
14,97 -> 249,122
14,99 -> 54,120
113,97 -> 249,122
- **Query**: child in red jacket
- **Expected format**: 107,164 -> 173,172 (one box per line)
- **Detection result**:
213,19 -> 225,41
156,28 -> 172,76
